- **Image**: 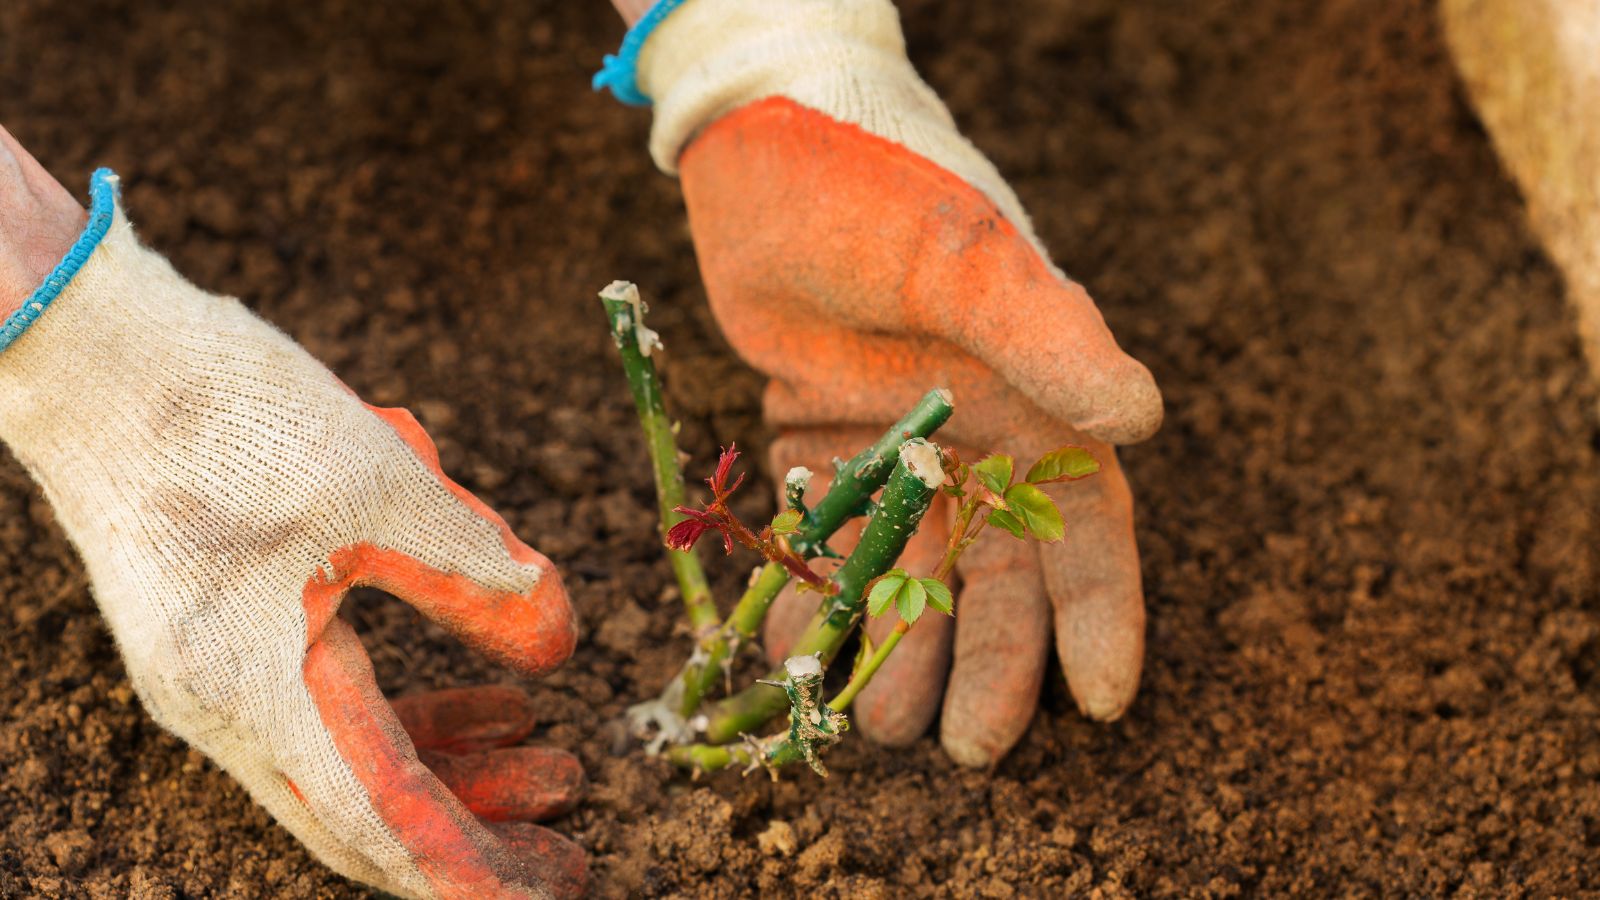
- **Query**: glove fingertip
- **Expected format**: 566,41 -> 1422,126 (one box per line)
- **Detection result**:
1058,619 -> 1144,725
940,726 -> 1006,770
490,823 -> 590,900
1067,665 -> 1141,723
391,686 -> 537,754
1054,357 -> 1164,446
938,661 -> 1042,769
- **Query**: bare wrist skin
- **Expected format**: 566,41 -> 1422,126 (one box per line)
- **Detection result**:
609,0 -> 651,26
0,126 -> 86,320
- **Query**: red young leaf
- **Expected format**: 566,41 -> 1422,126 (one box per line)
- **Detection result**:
666,507 -> 734,554
708,444 -> 746,499
665,517 -> 712,552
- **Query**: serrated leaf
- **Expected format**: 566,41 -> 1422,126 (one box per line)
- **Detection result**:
1025,446 -> 1100,485
896,578 -> 927,624
921,578 -> 954,614
972,454 -> 1014,497
866,570 -> 908,617
987,508 -> 1026,539
770,508 -> 804,535
1005,483 -> 1065,543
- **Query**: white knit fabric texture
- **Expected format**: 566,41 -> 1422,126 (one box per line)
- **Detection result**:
0,201 -> 546,899
638,0 -> 1054,263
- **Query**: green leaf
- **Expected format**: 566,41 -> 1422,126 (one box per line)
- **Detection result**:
770,508 -> 804,535
1025,446 -> 1100,485
972,454 -> 1014,497
987,508 -> 1026,539
896,578 -> 927,624
921,578 -> 954,615
866,570 -> 908,617
1005,483 -> 1065,543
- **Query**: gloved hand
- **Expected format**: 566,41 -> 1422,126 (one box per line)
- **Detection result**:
1444,0 -> 1600,377
0,160 -> 587,898
601,0 -> 1163,766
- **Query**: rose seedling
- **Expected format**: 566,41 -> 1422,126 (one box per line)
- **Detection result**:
599,281 -> 1101,776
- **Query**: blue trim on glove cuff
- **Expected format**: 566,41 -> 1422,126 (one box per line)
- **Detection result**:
0,168 -> 119,354
592,0 -> 688,106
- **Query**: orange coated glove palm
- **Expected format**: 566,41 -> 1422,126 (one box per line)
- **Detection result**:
616,0 -> 1164,766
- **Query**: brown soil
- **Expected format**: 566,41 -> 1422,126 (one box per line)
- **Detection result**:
4,0 -> 1599,896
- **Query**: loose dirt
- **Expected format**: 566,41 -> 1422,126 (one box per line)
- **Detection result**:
2,0 -> 1598,896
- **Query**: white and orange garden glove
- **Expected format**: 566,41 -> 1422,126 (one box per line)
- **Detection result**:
0,147 -> 587,897
597,0 -> 1164,766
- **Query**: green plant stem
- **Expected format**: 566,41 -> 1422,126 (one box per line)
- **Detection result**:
822,495 -> 993,715
790,389 -> 954,559
678,562 -> 791,716
671,490 -> 997,774
665,741 -> 748,772
664,620 -> 896,776
726,563 -> 795,638
700,442 -> 942,744
829,621 -> 908,711
935,494 -> 988,582
826,497 -> 991,707
600,284 -> 717,631
672,389 -> 954,718
664,736 -> 807,773
807,502 -> 990,719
